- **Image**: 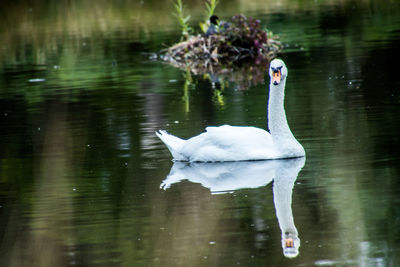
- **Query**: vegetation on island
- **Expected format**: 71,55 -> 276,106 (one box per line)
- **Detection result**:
161,0 -> 283,89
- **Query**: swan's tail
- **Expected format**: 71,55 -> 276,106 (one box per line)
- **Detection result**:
155,130 -> 186,160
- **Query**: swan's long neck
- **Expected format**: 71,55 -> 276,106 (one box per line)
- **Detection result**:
268,79 -> 295,142
267,76 -> 305,158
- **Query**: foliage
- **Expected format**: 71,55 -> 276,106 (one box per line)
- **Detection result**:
173,0 -> 192,40
164,15 -> 282,77
228,15 -> 268,51
205,0 -> 219,19
164,10 -> 283,89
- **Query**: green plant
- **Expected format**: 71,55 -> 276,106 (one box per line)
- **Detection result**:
173,0 -> 192,40
205,0 -> 219,19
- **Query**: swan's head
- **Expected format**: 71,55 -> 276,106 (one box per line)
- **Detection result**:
269,59 -> 288,86
282,232 -> 300,258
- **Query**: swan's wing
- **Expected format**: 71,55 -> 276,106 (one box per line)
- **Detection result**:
205,124 -> 272,146
180,125 -> 275,161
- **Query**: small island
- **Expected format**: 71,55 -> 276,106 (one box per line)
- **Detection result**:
165,15 -> 282,64
160,0 -> 283,88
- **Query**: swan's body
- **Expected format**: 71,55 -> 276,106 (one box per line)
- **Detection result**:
156,59 -> 305,162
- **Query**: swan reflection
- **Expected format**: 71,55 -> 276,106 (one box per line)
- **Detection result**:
160,157 -> 305,258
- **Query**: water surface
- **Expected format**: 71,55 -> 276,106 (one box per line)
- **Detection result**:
1,0 -> 400,266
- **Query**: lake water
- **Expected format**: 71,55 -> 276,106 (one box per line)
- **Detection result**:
1,0 -> 400,266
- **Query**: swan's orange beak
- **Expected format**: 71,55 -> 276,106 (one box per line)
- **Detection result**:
272,70 -> 281,85
285,237 -> 294,248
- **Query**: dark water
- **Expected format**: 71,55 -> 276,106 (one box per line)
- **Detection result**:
1,0 -> 400,266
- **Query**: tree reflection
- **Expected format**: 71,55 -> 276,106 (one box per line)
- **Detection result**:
5,101 -> 74,266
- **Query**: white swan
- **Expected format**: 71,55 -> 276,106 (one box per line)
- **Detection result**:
156,59 -> 305,162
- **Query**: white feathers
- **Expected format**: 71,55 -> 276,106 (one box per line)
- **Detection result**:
155,130 -> 186,161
